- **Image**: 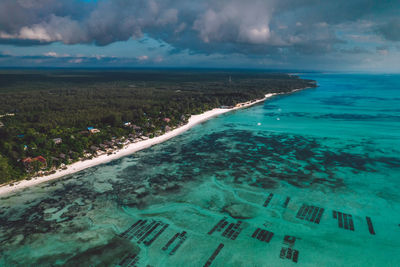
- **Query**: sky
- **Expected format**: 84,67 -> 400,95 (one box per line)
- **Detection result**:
0,0 -> 399,72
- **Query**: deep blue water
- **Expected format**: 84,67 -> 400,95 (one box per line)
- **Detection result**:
1,73 -> 400,266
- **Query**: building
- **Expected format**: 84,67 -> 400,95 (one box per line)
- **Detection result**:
34,156 -> 47,166
90,145 -> 99,152
0,121 -> 4,127
21,157 -> 32,166
131,124 -> 141,130
22,156 -> 47,171
52,138 -> 62,144
87,127 -> 100,134
163,118 -> 171,123
0,113 -> 15,118
123,122 -> 131,127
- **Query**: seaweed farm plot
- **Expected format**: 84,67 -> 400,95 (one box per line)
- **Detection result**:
118,253 -> 140,267
203,243 -> 224,267
296,204 -> 325,224
208,217 -> 243,240
162,231 -> 187,256
251,228 -> 274,243
283,197 -> 291,208
116,219 -> 170,266
119,219 -> 169,246
279,235 -> 299,263
366,216 -> 376,235
333,211 -> 355,231
263,193 -> 274,207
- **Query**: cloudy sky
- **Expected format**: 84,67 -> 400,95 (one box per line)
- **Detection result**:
0,0 -> 399,71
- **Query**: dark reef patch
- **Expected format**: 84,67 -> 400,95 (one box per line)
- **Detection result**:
63,237 -> 139,267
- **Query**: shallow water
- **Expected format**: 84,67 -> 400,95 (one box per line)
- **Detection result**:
1,73 -> 400,266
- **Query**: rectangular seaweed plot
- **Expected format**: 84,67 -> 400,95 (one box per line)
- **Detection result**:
204,243 -> 224,267
283,197 -> 291,208
119,219 -> 143,239
222,223 -> 235,237
162,231 -> 188,256
208,217 -> 227,235
144,224 -> 169,246
209,218 -> 243,240
283,235 -> 296,247
228,221 -> 243,240
279,247 -> 299,263
251,228 -> 274,243
296,204 -> 324,224
366,217 -> 375,235
169,231 -> 187,255
162,233 -> 180,251
137,222 -> 160,244
135,221 -> 157,239
119,253 -> 139,267
119,220 -> 170,246
333,211 -> 355,231
263,193 -> 274,207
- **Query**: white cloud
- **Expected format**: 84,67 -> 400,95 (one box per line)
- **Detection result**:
44,51 -> 70,57
239,26 -> 271,44
68,58 -> 83,64
137,55 -> 149,61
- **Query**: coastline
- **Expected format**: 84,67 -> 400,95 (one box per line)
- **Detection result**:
0,91 -> 289,196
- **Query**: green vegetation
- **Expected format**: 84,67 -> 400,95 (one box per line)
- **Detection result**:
0,69 -> 316,183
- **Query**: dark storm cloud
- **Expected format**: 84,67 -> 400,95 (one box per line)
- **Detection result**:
339,47 -> 370,54
0,0 -> 399,56
376,19 -> 400,41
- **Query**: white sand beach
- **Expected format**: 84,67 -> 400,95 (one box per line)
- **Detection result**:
0,93 -> 277,196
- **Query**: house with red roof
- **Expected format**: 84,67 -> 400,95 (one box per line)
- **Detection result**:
22,156 -> 47,171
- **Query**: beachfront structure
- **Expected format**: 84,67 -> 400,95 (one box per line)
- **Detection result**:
0,113 -> 15,118
87,127 -> 100,134
22,156 -> 47,171
90,145 -> 99,151
52,138 -> 62,144
132,124 -> 141,130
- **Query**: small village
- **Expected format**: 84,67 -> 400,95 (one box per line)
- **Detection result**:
16,116 -> 188,179
2,99 -> 270,182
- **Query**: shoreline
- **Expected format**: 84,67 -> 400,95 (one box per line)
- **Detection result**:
0,90 -> 301,196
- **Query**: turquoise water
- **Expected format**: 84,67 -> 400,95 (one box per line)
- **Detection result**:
1,74 -> 400,266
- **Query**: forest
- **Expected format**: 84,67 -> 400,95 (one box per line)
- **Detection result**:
0,69 -> 316,183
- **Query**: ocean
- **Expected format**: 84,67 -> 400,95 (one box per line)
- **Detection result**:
1,73 -> 400,266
